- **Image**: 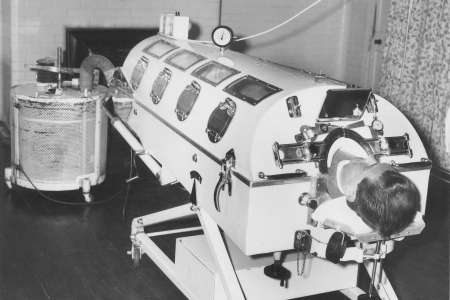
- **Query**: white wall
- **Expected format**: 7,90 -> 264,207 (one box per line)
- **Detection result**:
9,0 -> 220,85
1,0 -> 12,123
2,0 -> 383,124
221,0 -> 376,86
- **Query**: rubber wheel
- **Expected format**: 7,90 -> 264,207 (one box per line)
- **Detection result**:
132,245 -> 141,268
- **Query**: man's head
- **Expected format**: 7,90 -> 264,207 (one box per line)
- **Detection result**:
354,165 -> 421,237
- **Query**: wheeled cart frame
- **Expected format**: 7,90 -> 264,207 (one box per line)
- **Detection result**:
129,203 -> 399,300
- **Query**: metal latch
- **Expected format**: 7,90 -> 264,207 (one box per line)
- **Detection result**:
286,96 -> 301,118
214,149 -> 235,212
206,98 -> 236,143
151,67 -> 172,104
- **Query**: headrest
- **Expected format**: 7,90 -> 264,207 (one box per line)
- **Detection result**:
312,197 -> 425,243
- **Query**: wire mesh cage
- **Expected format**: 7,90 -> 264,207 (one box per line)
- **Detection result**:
10,84 -> 108,191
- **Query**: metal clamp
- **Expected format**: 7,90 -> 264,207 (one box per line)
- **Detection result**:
377,133 -> 412,157
390,157 -> 432,171
286,96 -> 301,118
272,141 -> 313,169
214,149 -> 235,212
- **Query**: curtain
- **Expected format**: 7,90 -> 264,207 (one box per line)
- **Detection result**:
378,0 -> 450,170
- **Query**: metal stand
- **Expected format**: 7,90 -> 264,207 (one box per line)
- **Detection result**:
80,177 -> 92,203
4,167 -> 13,189
129,203 -> 246,300
4,164 -> 407,299
340,241 -> 397,300
130,203 -> 401,300
363,260 -> 397,300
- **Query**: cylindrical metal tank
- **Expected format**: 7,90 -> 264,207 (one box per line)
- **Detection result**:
9,84 -> 108,192
120,35 -> 431,255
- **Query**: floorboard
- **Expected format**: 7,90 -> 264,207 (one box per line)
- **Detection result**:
0,131 -> 447,300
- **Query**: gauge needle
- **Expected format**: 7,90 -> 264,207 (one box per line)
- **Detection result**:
220,33 -> 224,40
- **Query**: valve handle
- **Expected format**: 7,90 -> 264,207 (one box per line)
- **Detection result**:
263,260 -> 291,288
213,149 -> 235,212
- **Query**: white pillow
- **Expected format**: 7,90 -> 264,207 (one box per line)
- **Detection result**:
312,196 -> 373,236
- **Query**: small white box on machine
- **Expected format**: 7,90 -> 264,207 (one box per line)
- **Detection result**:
159,13 -> 189,39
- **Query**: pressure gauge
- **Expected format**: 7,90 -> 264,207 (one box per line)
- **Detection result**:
371,118 -> 384,131
212,26 -> 234,48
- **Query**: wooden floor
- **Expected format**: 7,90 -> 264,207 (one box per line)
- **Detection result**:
0,131 -> 448,300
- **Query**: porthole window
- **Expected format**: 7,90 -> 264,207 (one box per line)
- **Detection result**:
151,68 -> 172,104
130,56 -> 149,90
206,98 -> 236,143
175,81 -> 201,121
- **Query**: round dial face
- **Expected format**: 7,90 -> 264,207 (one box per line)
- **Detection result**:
212,26 -> 233,47
372,119 -> 384,131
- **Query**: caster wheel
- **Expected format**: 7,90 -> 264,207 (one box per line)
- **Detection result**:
5,179 -> 12,189
131,245 -> 141,268
4,167 -> 13,189
83,193 -> 92,203
81,178 -> 92,203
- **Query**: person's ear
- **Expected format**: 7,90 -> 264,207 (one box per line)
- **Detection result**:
346,188 -> 357,202
342,177 -> 358,202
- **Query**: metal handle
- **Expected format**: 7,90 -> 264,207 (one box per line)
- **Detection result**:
214,172 -> 226,212
213,149 -> 235,212
258,171 -> 307,180
272,142 -> 283,168
272,141 -> 312,169
391,158 -> 432,171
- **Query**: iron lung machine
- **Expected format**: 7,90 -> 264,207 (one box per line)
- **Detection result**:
109,34 -> 431,300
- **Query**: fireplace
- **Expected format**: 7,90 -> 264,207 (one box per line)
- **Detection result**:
65,28 -> 159,68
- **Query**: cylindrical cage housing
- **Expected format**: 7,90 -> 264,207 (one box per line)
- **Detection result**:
10,84 -> 108,191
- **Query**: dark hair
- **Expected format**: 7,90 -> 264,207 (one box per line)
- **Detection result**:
354,170 -> 420,237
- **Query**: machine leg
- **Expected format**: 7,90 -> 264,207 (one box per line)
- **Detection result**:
129,205 -> 245,299
130,230 -> 197,298
129,242 -> 142,267
198,209 -> 246,300
128,204 -> 203,299
364,261 -> 398,300
4,167 -> 13,189
131,203 -> 196,234
341,241 -> 397,300
129,203 -> 196,266
81,178 -> 92,203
